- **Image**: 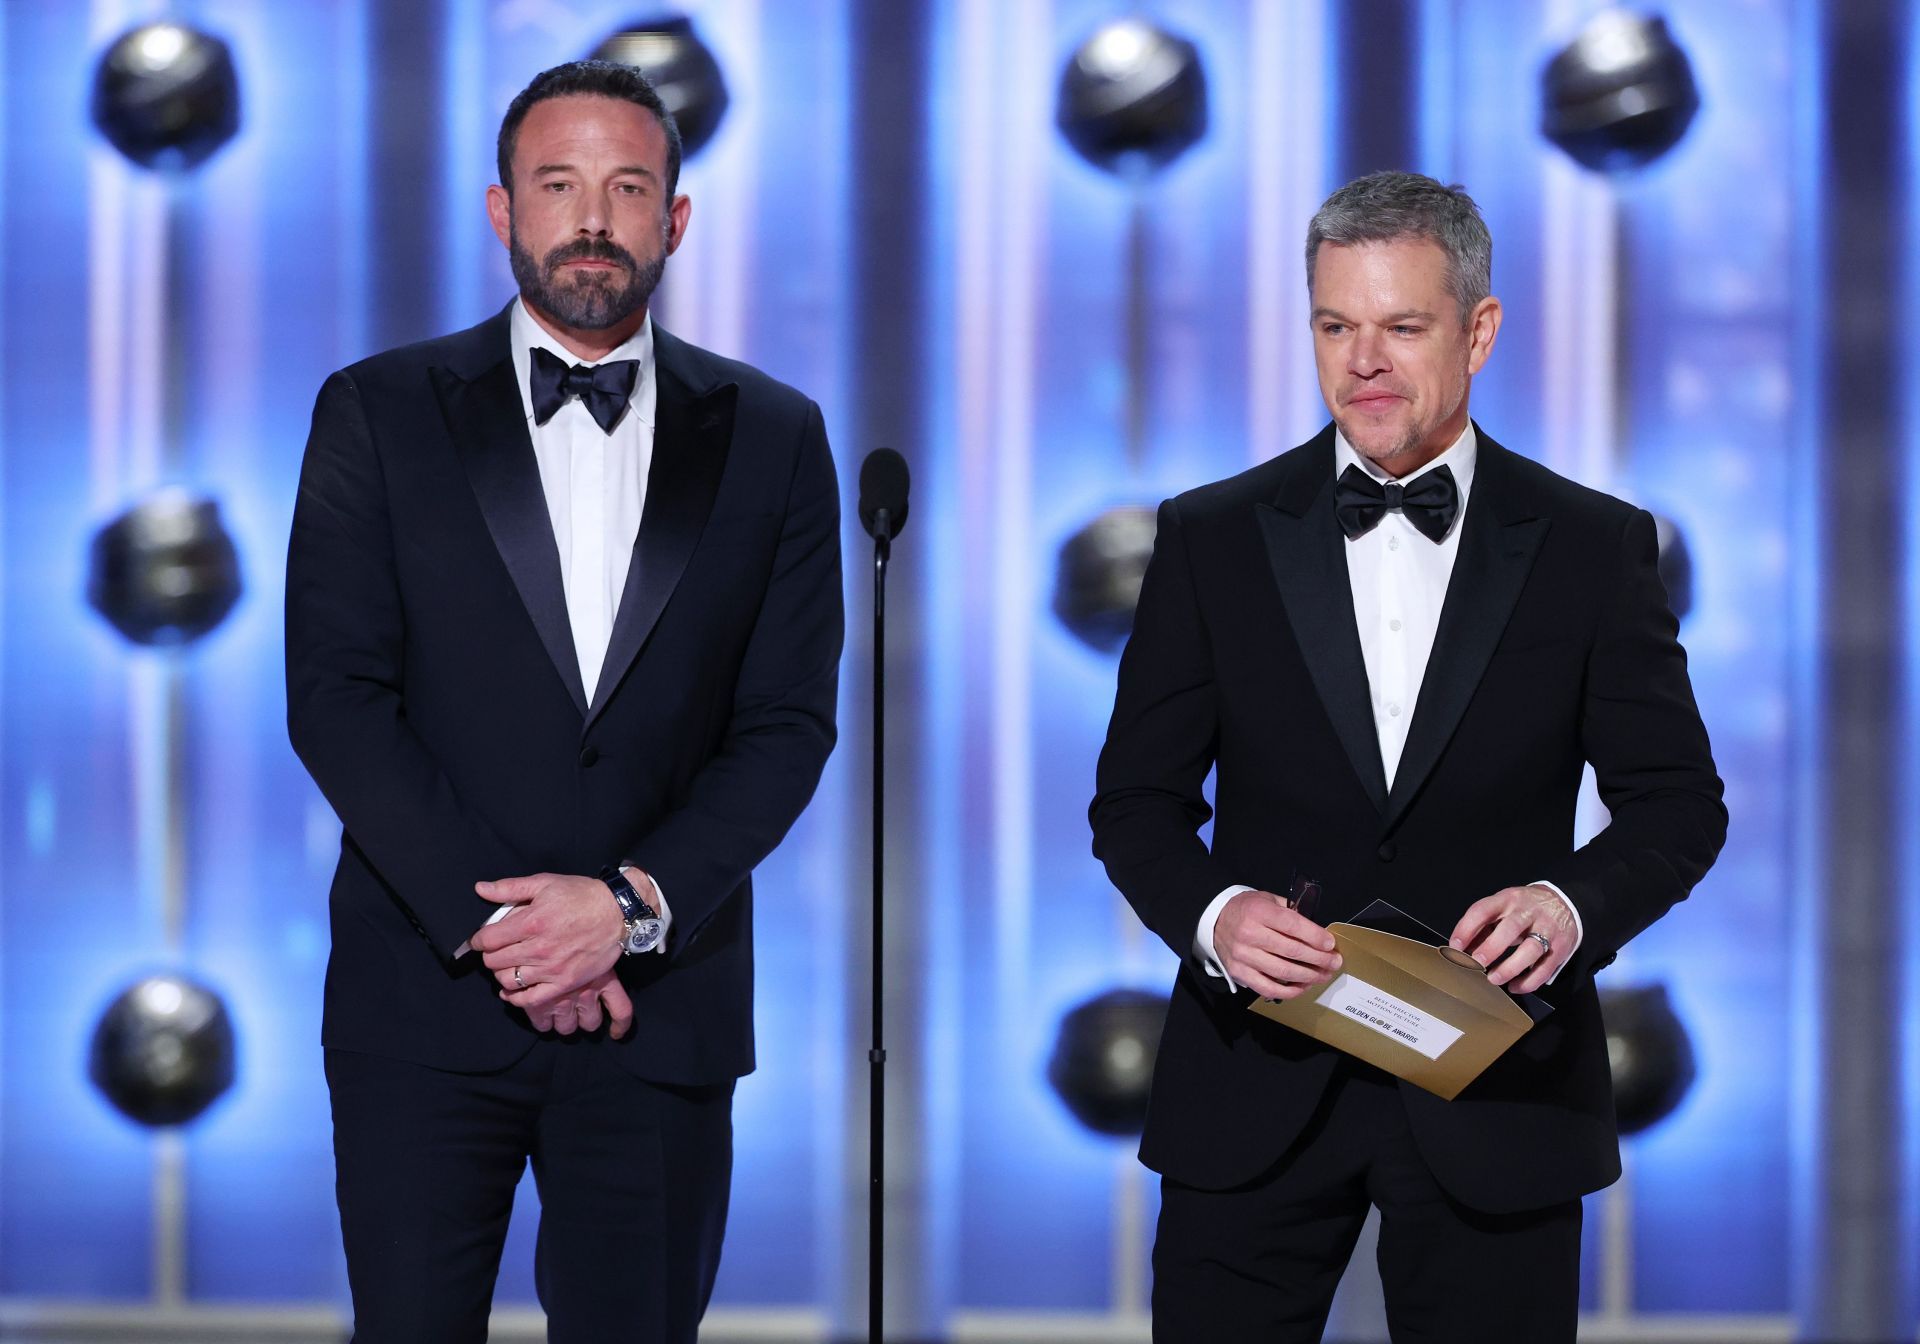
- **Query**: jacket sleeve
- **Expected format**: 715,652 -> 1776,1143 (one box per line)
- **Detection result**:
1089,497 -> 1239,974
1541,507 -> 1727,980
285,371 -> 531,960
622,400 -> 844,953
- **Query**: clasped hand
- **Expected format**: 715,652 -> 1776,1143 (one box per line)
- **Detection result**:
466,873 -> 634,1039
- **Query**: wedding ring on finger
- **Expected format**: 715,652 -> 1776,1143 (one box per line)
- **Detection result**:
513,966 -> 527,991
1523,931 -> 1552,956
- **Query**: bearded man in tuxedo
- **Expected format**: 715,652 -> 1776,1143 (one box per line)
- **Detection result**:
1090,171 -> 1724,1342
287,60 -> 840,1342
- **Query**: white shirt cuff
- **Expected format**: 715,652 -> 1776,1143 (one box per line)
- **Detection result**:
625,866 -> 671,954
1531,879 -> 1582,984
1195,885 -> 1254,991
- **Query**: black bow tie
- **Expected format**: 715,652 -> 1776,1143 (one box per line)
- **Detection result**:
1334,463 -> 1460,543
529,346 -> 639,434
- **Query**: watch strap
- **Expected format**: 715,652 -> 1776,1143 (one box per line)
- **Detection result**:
597,864 -> 658,922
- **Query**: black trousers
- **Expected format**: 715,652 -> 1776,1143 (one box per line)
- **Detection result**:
1153,1061 -> 1581,1344
326,1041 -> 734,1343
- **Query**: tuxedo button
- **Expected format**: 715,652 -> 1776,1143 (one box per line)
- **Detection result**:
579,746 -> 600,768
1377,843 -> 1397,862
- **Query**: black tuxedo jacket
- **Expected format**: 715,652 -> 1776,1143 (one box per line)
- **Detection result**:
1090,424 -> 1725,1214
287,304 -> 842,1085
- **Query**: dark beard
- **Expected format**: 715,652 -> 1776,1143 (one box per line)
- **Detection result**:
509,227 -> 665,331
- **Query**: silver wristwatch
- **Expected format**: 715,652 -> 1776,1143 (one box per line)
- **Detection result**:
599,865 -> 664,955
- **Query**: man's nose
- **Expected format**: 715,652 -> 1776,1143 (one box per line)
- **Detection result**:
573,190 -> 612,237
1349,329 -> 1390,377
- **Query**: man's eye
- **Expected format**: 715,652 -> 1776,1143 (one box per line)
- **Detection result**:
1321,324 -> 1347,336
1393,326 -> 1420,335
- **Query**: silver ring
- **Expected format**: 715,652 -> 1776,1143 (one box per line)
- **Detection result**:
513,966 -> 527,991
1523,931 -> 1552,955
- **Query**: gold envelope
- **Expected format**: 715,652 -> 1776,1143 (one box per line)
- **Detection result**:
1248,924 -> 1535,1100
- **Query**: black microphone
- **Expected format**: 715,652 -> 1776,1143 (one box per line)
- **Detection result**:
858,448 -> 910,541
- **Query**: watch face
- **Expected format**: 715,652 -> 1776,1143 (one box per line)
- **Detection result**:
623,917 -> 665,955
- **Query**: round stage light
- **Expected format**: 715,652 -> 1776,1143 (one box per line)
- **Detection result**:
89,974 -> 237,1128
1599,983 -> 1697,1135
1053,504 -> 1158,654
90,21 -> 241,171
1540,10 -> 1699,172
1048,987 -> 1167,1137
1652,512 -> 1693,621
87,490 -> 243,647
591,15 -> 730,158
1056,17 -> 1208,176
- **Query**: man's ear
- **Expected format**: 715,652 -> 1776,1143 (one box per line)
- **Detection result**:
1466,295 -> 1503,376
486,184 -> 512,251
665,193 -> 692,256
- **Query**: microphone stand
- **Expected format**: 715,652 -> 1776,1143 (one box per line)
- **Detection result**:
869,509 -> 891,1344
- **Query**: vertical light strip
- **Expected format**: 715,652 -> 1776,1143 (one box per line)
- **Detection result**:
1416,0 -> 1459,176
1110,1148 -> 1146,1320
1539,155 -> 1616,490
1247,0 -> 1328,467
919,0 -> 967,1325
89,0 -> 188,1306
122,172 -> 168,494
337,0 -> 369,363
0,0 -> 10,1163
988,0 -> 1046,1026
703,0 -> 758,363
87,1 -> 129,512
1899,0 -> 1920,1306
442,0 -> 486,331
951,0 -> 1000,1012
204,6 -> 263,503
1539,1 -> 1617,493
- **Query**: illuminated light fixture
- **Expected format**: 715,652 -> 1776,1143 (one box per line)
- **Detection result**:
1600,983 -> 1698,1134
87,490 -> 243,647
90,20 -> 241,171
591,14 -> 730,158
1056,16 -> 1209,177
1052,504 -> 1160,654
89,974 -> 237,1128
1047,986 -> 1168,1137
1540,9 -> 1700,172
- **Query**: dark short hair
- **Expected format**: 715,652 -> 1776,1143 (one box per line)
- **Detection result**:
496,60 -> 683,198
1305,171 -> 1492,320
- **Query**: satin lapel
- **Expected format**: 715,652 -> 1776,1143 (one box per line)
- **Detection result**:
587,351 -> 737,728
1256,449 -> 1390,814
1384,447 -> 1549,828
434,358 -> 589,716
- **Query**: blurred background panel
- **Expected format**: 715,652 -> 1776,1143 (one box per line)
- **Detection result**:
1,1 -> 1914,1342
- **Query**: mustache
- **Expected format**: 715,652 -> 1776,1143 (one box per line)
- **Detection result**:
542,239 -> 637,274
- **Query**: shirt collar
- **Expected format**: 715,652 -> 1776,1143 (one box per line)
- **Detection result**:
510,297 -> 656,430
1333,419 -> 1478,504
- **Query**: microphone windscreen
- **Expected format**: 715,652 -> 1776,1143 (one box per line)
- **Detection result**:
858,448 -> 911,539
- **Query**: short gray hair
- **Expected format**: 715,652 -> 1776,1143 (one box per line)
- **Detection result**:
1305,171 -> 1491,321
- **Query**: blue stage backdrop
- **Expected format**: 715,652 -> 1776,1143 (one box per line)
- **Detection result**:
0,0 -> 1914,1336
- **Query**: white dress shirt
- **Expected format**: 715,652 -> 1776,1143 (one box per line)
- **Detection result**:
1194,424 -> 1580,985
497,298 -> 670,949
510,299 -> 657,703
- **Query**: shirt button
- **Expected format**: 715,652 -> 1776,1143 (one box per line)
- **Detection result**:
579,746 -> 600,768
1389,619 -> 1402,632
1388,704 -> 1402,717
1388,536 -> 1399,551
